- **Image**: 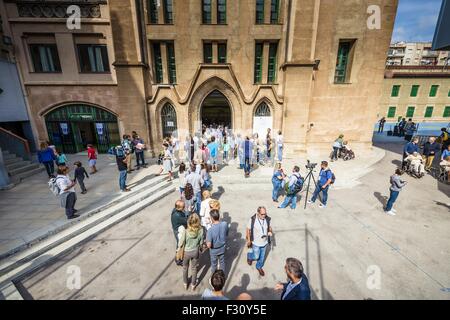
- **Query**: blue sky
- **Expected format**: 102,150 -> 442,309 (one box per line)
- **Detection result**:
392,0 -> 442,42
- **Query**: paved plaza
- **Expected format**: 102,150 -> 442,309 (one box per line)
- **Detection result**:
12,139 -> 450,300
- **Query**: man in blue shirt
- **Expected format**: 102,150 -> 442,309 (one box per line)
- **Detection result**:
308,161 -> 333,208
206,209 -> 229,273
243,136 -> 253,177
207,136 -> 219,172
403,137 -> 419,169
274,258 -> 311,300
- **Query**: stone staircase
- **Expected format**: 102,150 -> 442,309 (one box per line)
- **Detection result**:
0,172 -> 176,298
2,150 -> 44,184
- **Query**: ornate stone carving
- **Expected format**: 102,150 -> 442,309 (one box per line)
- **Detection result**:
17,4 -> 102,19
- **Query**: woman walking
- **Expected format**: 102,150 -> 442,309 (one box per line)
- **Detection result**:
178,162 -> 187,197
385,168 -> 407,216
272,162 -> 285,202
55,150 -> 68,167
179,213 -> 204,290
163,143 -> 173,181
201,163 -> 211,189
38,142 -> 57,178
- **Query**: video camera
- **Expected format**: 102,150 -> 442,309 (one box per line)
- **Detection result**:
305,160 -> 317,170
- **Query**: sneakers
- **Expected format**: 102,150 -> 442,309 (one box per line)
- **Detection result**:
307,200 -> 313,204
385,210 -> 396,216
247,259 -> 253,266
391,208 -> 397,213
68,214 -> 80,220
319,203 -> 326,208
257,268 -> 265,276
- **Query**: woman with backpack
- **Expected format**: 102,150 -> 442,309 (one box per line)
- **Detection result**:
278,166 -> 302,210
55,150 -> 68,167
178,213 -> 204,291
54,166 -> 79,220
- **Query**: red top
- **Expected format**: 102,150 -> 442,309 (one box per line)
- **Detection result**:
88,147 -> 97,160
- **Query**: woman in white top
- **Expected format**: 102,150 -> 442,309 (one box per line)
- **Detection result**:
55,166 -> 78,219
163,143 -> 173,181
199,190 -> 213,230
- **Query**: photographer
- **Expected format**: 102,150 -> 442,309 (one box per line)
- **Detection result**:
278,166 -> 302,209
308,161 -> 333,208
246,207 -> 273,277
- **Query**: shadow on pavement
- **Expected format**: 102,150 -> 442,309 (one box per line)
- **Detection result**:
373,192 -> 388,207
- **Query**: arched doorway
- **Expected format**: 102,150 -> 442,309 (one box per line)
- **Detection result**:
161,103 -> 178,139
253,101 -> 272,138
201,90 -> 232,128
45,104 -> 120,153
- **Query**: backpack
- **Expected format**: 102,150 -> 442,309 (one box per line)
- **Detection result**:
330,172 -> 336,184
250,214 -> 271,244
48,177 -> 63,196
287,173 -> 304,195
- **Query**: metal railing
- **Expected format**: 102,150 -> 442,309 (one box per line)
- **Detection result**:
0,127 -> 31,161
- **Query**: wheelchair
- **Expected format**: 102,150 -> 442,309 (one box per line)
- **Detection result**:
404,160 -> 424,179
437,165 -> 449,183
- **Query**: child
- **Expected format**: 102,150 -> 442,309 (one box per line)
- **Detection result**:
87,144 -> 97,174
222,137 -> 230,164
178,162 -> 187,197
74,161 -> 89,194
55,150 -> 68,166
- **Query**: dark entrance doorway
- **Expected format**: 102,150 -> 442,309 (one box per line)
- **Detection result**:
45,104 -> 120,153
201,90 -> 232,128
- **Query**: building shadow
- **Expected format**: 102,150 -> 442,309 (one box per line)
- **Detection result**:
373,191 -> 388,206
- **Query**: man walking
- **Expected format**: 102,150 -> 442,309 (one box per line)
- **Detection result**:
308,161 -> 333,208
115,146 -> 130,192
132,134 -> 147,170
246,207 -> 273,276
243,136 -> 253,177
278,166 -> 303,210
274,258 -> 311,300
207,136 -> 219,172
206,209 -> 229,274
422,137 -> 440,171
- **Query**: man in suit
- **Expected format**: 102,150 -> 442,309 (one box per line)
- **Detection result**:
274,258 -> 311,300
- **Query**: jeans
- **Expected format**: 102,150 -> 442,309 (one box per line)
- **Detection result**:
119,170 -> 127,191
136,152 -> 146,167
272,182 -> 282,201
244,157 -> 251,174
195,191 -> 201,213
76,177 -> 87,192
277,145 -> 283,162
210,252 -> 226,273
279,194 -> 297,209
223,151 -> 228,162
247,244 -> 267,270
385,190 -> 399,212
332,147 -> 340,160
203,179 -> 212,189
311,184 -> 329,205
65,192 -> 77,218
183,249 -> 199,285
43,161 -> 55,177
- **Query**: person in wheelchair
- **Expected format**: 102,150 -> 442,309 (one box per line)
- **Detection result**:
439,156 -> 450,183
341,141 -> 355,161
405,151 -> 425,178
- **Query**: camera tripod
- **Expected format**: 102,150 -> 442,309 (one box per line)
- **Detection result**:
303,166 -> 321,209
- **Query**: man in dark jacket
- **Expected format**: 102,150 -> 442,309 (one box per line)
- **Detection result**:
275,257 -> 311,300
423,137 -> 440,171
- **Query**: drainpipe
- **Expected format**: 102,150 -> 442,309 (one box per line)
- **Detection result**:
284,0 -> 293,63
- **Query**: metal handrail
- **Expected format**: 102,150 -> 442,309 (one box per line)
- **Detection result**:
0,127 -> 31,161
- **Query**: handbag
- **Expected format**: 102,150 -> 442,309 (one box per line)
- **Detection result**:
175,228 -> 186,261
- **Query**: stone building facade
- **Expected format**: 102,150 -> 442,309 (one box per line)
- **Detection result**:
1,0 -> 398,156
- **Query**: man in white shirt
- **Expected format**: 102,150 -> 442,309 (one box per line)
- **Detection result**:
55,166 -> 79,220
246,207 -> 273,276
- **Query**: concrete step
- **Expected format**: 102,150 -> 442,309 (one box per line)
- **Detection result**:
2,153 -> 17,161
0,182 -> 175,287
6,160 -> 32,171
4,157 -> 20,166
9,163 -> 40,176
9,167 -> 45,183
0,174 -> 173,269
1,150 -> 10,156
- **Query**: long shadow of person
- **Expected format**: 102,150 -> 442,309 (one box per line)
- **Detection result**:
227,273 -> 250,299
196,246 -> 212,285
212,186 -> 225,200
373,191 -> 388,206
221,212 -> 245,280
